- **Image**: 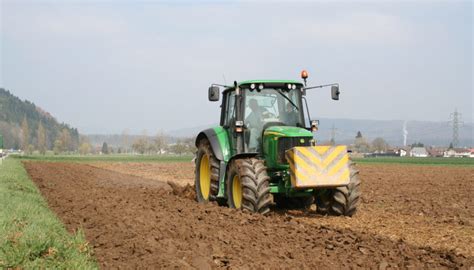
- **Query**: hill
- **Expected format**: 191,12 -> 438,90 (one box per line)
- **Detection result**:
0,88 -> 79,150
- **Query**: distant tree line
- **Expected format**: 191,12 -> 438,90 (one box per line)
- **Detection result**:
129,132 -> 194,155
76,130 -> 196,156
351,131 -> 390,153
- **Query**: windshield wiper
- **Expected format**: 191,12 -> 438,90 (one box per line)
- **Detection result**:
276,89 -> 299,111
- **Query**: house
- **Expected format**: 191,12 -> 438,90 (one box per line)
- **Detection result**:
444,148 -> 471,158
427,148 -> 445,157
410,147 -> 429,157
471,149 -> 474,158
391,147 -> 409,157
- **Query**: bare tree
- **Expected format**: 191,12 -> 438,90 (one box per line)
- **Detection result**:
154,131 -> 167,154
37,121 -> 47,155
53,139 -> 63,155
122,129 -> 130,153
79,143 -> 91,155
60,128 -> 72,152
132,138 -> 147,154
371,137 -> 389,153
21,116 -> 29,153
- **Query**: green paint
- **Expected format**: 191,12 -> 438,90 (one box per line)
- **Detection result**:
265,126 -> 313,137
211,126 -> 232,198
263,126 -> 313,169
269,182 -> 313,197
212,126 -> 232,162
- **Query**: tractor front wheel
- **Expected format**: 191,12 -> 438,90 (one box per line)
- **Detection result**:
195,139 -> 220,203
227,158 -> 272,214
315,161 -> 361,216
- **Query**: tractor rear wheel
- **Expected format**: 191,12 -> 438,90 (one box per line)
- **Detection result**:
315,161 -> 361,216
195,139 -> 220,203
227,158 -> 272,214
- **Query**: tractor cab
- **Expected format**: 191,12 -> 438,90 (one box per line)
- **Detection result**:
218,81 -> 307,153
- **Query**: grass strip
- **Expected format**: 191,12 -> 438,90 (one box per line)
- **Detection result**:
0,158 -> 98,269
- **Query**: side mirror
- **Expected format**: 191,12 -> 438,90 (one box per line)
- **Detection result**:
208,86 -> 220,102
331,85 -> 340,100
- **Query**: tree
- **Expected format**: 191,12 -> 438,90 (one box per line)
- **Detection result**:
354,131 -> 370,153
37,121 -> 47,155
132,138 -> 147,154
121,129 -> 130,153
59,128 -> 71,152
21,116 -> 29,152
411,142 -> 424,147
154,131 -> 167,154
101,142 -> 109,154
28,144 -> 35,154
79,142 -> 91,155
371,137 -> 389,153
53,139 -> 63,155
169,143 -> 187,155
169,138 -> 195,155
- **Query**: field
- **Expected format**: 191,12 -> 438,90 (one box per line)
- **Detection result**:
14,156 -> 474,269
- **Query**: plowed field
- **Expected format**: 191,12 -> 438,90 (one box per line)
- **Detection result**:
24,161 -> 473,269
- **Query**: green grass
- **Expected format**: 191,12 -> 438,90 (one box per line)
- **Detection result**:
12,154 -> 194,163
0,158 -> 98,269
353,157 -> 474,166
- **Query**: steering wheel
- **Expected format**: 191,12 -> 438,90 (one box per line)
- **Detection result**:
262,111 -> 276,119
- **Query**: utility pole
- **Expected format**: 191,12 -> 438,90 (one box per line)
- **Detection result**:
448,109 -> 463,148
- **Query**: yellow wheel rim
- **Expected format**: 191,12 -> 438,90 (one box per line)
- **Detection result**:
199,154 -> 211,200
232,175 -> 242,208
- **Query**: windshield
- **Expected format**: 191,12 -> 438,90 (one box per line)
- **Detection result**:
243,88 -> 304,152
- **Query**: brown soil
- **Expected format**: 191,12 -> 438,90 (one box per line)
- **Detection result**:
24,161 -> 473,269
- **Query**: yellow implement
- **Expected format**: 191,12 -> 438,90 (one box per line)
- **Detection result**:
286,145 -> 350,188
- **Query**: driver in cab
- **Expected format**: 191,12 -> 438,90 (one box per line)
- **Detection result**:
245,99 -> 265,151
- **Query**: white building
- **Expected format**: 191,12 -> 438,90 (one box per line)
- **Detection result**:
444,148 -> 471,158
410,147 -> 429,157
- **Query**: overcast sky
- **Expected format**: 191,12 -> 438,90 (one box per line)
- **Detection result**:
1,0 -> 472,134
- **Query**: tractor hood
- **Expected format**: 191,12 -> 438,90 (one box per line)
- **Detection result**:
263,126 -> 313,138
262,126 -> 314,169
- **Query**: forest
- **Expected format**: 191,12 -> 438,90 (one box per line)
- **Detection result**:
0,88 -> 79,151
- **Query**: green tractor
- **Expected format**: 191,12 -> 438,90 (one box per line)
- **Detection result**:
194,71 -> 360,216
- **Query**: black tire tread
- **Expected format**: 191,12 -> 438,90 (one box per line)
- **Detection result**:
228,158 -> 272,214
195,139 -> 220,202
315,161 -> 361,216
